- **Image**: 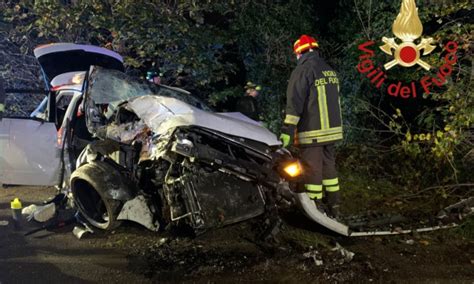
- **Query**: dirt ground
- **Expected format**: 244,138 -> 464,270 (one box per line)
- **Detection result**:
1,186 -> 473,283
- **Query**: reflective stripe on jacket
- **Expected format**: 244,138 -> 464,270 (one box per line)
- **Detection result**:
284,51 -> 343,146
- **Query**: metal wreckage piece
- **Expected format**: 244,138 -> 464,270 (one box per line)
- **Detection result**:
293,190 -> 474,237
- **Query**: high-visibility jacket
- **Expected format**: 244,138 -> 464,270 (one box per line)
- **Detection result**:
284,51 -> 343,146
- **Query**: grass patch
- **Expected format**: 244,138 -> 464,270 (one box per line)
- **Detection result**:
339,169 -> 403,215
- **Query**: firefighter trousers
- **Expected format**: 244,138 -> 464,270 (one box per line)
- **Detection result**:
299,144 -> 339,200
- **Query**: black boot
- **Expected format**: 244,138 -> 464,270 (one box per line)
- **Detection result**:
326,191 -> 341,219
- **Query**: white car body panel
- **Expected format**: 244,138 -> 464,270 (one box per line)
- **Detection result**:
126,96 -> 281,146
34,43 -> 123,62
0,118 -> 60,185
217,112 -> 262,126
294,192 -> 350,236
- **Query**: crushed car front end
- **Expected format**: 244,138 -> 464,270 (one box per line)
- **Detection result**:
70,67 -> 291,234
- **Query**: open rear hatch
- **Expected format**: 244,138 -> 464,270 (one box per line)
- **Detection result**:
34,43 -> 124,88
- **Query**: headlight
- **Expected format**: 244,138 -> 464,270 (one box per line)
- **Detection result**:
283,161 -> 303,178
273,149 -> 304,180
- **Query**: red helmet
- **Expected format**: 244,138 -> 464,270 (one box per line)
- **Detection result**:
293,35 -> 319,54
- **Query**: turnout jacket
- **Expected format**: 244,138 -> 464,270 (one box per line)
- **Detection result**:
284,51 -> 343,146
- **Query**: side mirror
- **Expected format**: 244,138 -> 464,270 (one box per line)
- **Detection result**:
0,78 -> 5,121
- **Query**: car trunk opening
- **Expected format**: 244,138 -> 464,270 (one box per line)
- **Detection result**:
34,43 -> 124,87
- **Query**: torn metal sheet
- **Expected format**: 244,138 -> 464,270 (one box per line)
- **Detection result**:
106,121 -> 148,144
117,195 -> 160,231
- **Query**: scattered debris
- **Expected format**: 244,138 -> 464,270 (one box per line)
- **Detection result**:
72,225 -> 94,239
418,240 -> 430,246
331,242 -> 355,263
259,217 -> 283,243
22,204 -> 38,216
117,195 -> 159,232
437,197 -> 474,222
73,214 -> 95,239
158,238 -> 168,246
405,239 -> 415,245
303,249 -> 324,266
23,203 -> 56,223
24,216 -> 76,236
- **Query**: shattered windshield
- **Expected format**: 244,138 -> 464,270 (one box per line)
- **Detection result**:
87,66 -> 212,111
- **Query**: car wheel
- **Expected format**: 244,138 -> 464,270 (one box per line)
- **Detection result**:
71,164 -> 123,230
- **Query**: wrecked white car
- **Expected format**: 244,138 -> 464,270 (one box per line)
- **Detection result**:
0,43 -> 124,187
70,66 -> 300,234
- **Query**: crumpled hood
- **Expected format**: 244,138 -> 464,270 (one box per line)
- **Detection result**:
126,96 -> 281,146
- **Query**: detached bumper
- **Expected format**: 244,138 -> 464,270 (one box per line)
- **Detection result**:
293,193 -> 350,236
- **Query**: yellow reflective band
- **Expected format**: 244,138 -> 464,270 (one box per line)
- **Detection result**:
298,133 -> 343,144
305,184 -> 323,192
316,133 -> 343,143
284,114 -> 300,125
317,85 -> 330,130
325,185 -> 340,192
323,178 -> 339,186
0,103 -> 4,112
293,39 -> 301,47
295,42 -> 319,53
307,192 -> 323,200
297,126 -> 342,138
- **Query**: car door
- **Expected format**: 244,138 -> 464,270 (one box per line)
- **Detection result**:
0,82 -> 61,186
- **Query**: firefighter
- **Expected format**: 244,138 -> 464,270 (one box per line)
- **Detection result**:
146,70 -> 163,85
280,35 -> 343,217
235,82 -> 261,121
